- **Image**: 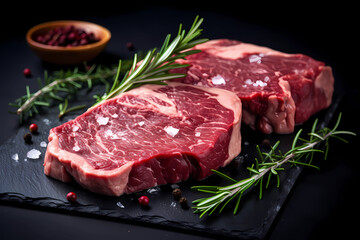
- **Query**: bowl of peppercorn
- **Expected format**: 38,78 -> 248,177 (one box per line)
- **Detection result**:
26,20 -> 111,65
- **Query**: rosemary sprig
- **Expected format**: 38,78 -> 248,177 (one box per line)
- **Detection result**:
191,113 -> 356,218
9,64 -> 117,122
94,16 -> 208,106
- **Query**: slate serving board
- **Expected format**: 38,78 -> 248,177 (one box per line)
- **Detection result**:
0,83 -> 341,239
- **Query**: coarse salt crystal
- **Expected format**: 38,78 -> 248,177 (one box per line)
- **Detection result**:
97,116 -> 109,125
164,126 -> 179,137
43,118 -> 51,125
12,153 -> 19,161
72,126 -> 79,132
26,149 -> 41,159
116,201 -> 125,208
249,54 -> 262,63
245,79 -> 253,85
211,74 -> 226,85
253,80 -> 267,87
73,146 -> 80,152
40,141 -> 47,148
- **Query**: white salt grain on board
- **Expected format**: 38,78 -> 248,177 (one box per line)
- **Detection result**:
11,153 -> 19,161
116,201 -> 125,209
26,149 -> 41,159
43,118 -> 51,125
171,184 -> 180,189
40,141 -> 47,148
147,186 -> 161,194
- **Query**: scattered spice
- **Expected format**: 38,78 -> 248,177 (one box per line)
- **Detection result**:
23,68 -> 32,78
23,133 -> 32,144
138,195 -> 149,207
260,138 -> 271,149
126,42 -> 135,51
29,123 -> 38,133
179,197 -> 188,208
66,192 -> 77,202
172,188 -> 182,200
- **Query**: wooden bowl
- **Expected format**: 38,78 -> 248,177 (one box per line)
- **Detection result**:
26,20 -> 111,65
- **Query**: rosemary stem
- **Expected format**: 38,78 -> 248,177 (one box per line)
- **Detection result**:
16,70 -> 116,115
254,139 -> 321,181
221,133 -> 329,202
192,113 -> 356,218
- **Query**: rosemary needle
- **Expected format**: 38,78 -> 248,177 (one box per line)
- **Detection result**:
191,113 -> 356,218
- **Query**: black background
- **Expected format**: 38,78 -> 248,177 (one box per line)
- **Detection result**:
1,1 -> 359,239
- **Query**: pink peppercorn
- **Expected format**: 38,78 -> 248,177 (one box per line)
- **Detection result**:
138,195 -> 149,207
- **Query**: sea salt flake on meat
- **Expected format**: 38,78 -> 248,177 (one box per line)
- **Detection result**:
249,54 -> 262,63
245,79 -> 253,85
73,146 -> 80,152
164,126 -> 179,137
105,129 -> 120,139
211,74 -> 226,85
97,116 -> 109,125
72,126 -> 79,132
253,80 -> 267,87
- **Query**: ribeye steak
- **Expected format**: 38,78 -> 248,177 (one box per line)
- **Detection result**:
172,39 -> 334,134
44,82 -> 242,196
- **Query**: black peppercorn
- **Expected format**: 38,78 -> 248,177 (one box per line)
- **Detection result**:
172,188 -> 182,200
179,197 -> 188,208
261,138 -> 271,149
23,133 -> 32,144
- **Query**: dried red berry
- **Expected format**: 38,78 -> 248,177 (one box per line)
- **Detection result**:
34,25 -> 100,47
126,42 -> 135,51
23,68 -> 32,77
138,195 -> 149,207
29,123 -> 38,133
66,192 -> 77,202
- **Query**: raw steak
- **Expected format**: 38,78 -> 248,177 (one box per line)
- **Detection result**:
44,82 -> 242,196
172,39 -> 334,134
